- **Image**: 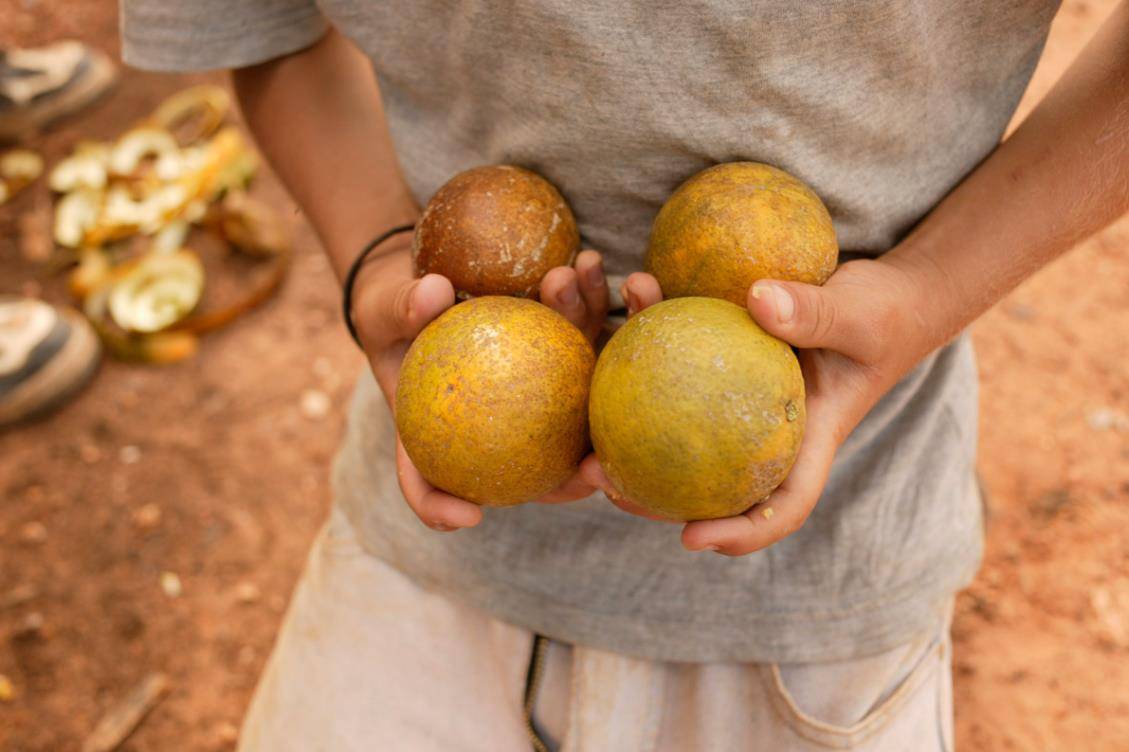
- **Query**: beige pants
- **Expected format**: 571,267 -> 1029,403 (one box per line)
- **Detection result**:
239,507 -> 955,751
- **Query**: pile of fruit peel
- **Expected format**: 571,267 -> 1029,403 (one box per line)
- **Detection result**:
0,149 -> 43,204
8,85 -> 291,363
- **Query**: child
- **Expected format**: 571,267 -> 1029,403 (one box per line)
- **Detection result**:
122,2 -> 1129,749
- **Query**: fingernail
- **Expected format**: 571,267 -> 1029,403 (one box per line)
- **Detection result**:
626,292 -> 638,316
584,261 -> 604,288
558,283 -> 580,307
703,544 -> 720,552
430,522 -> 455,532
766,284 -> 794,324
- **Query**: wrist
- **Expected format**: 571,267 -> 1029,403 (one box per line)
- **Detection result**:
870,251 -> 959,367
344,228 -> 416,350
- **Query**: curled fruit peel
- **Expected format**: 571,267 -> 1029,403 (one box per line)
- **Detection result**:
106,250 -> 205,333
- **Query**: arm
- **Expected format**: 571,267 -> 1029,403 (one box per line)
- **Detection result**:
233,30 -> 608,529
592,1 -> 1129,553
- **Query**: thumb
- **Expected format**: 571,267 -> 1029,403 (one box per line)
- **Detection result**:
748,280 -> 876,361
360,272 -> 455,352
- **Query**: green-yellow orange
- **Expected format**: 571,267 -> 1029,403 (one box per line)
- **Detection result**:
646,162 -> 838,305
395,296 -> 594,506
589,297 -> 804,521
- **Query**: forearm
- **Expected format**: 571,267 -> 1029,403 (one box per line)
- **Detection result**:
231,29 -> 418,281
887,1 -> 1128,352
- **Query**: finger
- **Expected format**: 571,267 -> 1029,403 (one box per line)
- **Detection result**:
537,462 -> 599,504
620,272 -> 663,317
396,440 -> 483,531
578,454 -> 677,523
680,395 -> 839,555
748,280 -> 882,363
574,250 -> 609,340
363,272 -> 456,352
540,266 -> 588,331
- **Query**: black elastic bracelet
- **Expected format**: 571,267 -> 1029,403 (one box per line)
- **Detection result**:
341,223 -> 417,348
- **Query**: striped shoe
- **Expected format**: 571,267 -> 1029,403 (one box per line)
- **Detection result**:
0,40 -> 117,143
0,297 -> 101,428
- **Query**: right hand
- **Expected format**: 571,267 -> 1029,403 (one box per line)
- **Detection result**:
350,239 -> 609,531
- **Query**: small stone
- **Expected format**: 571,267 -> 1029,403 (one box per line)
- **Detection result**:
215,721 -> 239,746
234,582 -> 261,604
300,389 -> 331,420
0,674 -> 14,702
160,572 -> 183,599
11,611 -> 45,641
18,521 -> 47,545
132,504 -> 162,529
119,445 -> 143,464
1091,585 -> 1129,649
80,443 -> 103,464
0,583 -> 38,610
1087,408 -> 1128,432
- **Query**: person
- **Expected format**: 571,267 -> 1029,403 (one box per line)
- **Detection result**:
0,41 -> 114,428
0,40 -> 116,143
0,297 -> 100,428
120,2 -> 1129,750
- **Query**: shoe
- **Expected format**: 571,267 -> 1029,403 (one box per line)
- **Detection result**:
0,40 -> 117,143
0,297 -> 101,427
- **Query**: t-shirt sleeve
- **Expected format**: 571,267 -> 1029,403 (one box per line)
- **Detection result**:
120,0 -> 329,72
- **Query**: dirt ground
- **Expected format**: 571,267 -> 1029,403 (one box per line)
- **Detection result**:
1,1 -> 1126,750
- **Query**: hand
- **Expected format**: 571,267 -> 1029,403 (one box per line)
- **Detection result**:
351,243 -> 610,530
535,250 -> 612,502
582,258 -> 933,555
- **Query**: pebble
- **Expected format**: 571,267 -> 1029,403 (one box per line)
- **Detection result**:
234,582 -> 261,604
215,721 -> 239,746
12,611 -> 44,640
1091,585 -> 1128,649
119,445 -> 143,464
160,572 -> 183,599
1087,408 -> 1128,432
0,583 -> 38,610
0,674 -> 14,702
133,504 -> 162,529
18,521 -> 47,545
300,389 -> 331,420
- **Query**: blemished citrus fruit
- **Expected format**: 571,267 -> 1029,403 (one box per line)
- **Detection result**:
645,162 -> 837,305
589,297 -> 804,521
413,165 -> 580,298
396,296 -> 594,506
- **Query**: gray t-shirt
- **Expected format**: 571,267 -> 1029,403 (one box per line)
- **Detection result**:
122,0 -> 1060,662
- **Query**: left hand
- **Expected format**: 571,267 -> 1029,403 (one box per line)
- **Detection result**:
582,257 -> 936,554
535,249 -> 611,503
